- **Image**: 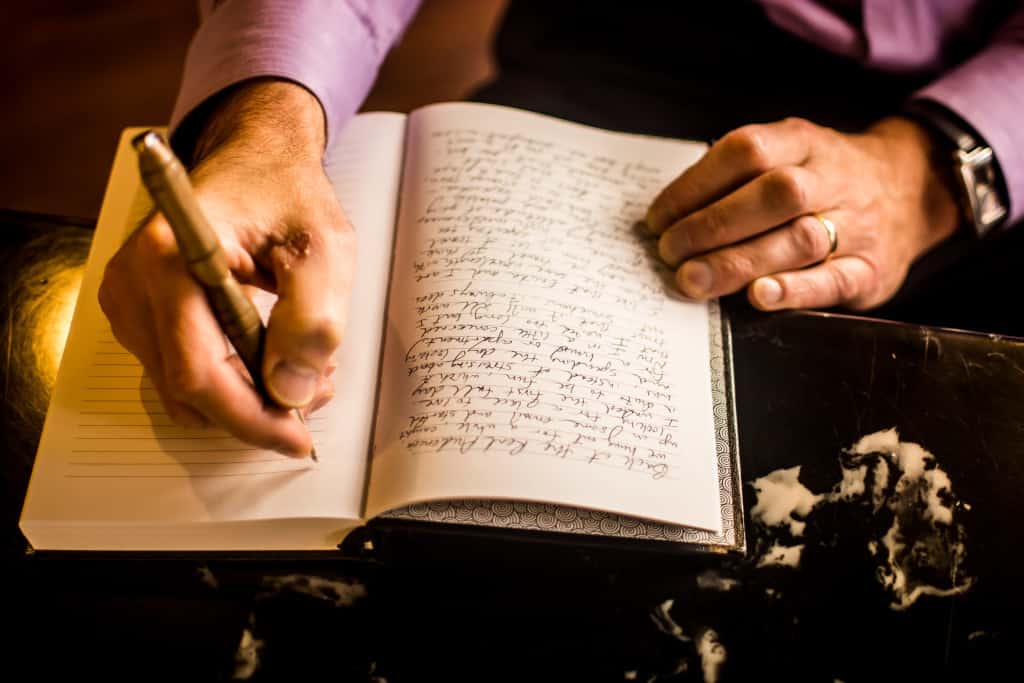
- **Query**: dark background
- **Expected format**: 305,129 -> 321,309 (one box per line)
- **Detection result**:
2,4 -> 1023,680
1,0 -> 508,219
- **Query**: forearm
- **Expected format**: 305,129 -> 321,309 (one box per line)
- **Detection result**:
189,79 -> 326,167
171,0 -> 421,151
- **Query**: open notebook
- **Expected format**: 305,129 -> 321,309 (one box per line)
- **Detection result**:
19,103 -> 743,552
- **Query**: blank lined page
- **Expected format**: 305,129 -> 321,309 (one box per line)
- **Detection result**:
20,113 -> 406,549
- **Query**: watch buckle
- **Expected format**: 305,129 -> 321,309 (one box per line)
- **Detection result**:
957,147 -> 1007,235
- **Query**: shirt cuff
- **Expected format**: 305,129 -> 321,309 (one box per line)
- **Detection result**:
170,0 -> 419,147
914,28 -> 1024,226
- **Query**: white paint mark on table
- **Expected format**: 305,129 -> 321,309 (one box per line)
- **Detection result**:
196,563 -> 218,589
649,599 -> 725,682
750,466 -> 822,537
650,599 -> 690,642
756,543 -> 804,568
262,574 -> 367,607
696,570 -> 740,592
850,427 -> 898,456
232,627 -> 263,680
697,628 -> 726,683
749,427 -> 972,610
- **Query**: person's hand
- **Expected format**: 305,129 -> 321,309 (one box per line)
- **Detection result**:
99,81 -> 354,456
646,116 -> 962,310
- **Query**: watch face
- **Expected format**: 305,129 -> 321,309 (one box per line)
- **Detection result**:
957,147 -> 1007,236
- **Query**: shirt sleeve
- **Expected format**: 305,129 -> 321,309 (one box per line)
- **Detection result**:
914,7 -> 1024,225
169,0 -> 422,145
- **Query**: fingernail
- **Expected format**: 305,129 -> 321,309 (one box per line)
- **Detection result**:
658,233 -> 679,265
268,360 -> 318,408
680,261 -> 713,297
275,443 -> 309,458
754,277 -> 783,306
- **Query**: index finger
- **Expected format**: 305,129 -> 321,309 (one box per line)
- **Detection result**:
151,258 -> 313,455
646,118 -> 813,234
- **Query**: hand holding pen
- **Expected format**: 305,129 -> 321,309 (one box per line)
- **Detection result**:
98,81 -> 356,457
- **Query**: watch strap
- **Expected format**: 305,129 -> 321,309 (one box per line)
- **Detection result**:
902,99 -> 1009,238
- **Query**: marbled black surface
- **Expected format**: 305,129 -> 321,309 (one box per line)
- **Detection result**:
2,210 -> 1023,682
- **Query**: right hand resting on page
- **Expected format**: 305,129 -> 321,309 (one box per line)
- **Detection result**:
99,81 -> 354,456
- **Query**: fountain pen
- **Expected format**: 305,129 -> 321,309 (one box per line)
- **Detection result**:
131,130 -> 317,460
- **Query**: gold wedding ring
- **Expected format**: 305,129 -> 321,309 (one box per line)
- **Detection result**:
814,213 -> 839,260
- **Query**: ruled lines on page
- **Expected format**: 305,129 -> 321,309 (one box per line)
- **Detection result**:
63,329 -> 325,479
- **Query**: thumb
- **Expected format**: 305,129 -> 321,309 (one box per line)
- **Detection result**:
262,222 -> 356,408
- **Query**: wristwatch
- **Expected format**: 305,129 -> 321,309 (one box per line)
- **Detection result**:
902,99 -> 1009,238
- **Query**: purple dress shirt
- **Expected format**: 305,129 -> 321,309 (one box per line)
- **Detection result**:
171,0 -> 1024,223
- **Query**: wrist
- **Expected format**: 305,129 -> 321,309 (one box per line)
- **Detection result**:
190,79 -> 327,168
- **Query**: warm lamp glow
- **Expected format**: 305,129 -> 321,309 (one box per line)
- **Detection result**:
34,265 -> 85,386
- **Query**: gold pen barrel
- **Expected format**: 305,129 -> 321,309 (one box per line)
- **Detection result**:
205,278 -> 268,395
133,132 -> 229,286
132,131 -> 266,393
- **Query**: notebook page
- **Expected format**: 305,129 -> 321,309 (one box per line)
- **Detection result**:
20,113 -> 405,550
367,103 -> 721,532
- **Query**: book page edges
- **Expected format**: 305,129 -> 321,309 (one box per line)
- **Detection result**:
20,128 -> 154,532
21,517 -> 366,551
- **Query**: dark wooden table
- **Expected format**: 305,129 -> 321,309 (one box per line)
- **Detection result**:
2,209 -> 1023,682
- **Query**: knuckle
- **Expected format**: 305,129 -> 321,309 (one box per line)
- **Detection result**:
699,205 -> 728,242
829,265 -> 860,302
724,126 -> 772,172
135,216 -> 178,255
295,312 -> 346,354
790,217 -> 827,260
163,361 -> 210,403
124,222 -> 181,276
764,167 -> 808,213
782,116 -> 815,136
714,251 -> 756,284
